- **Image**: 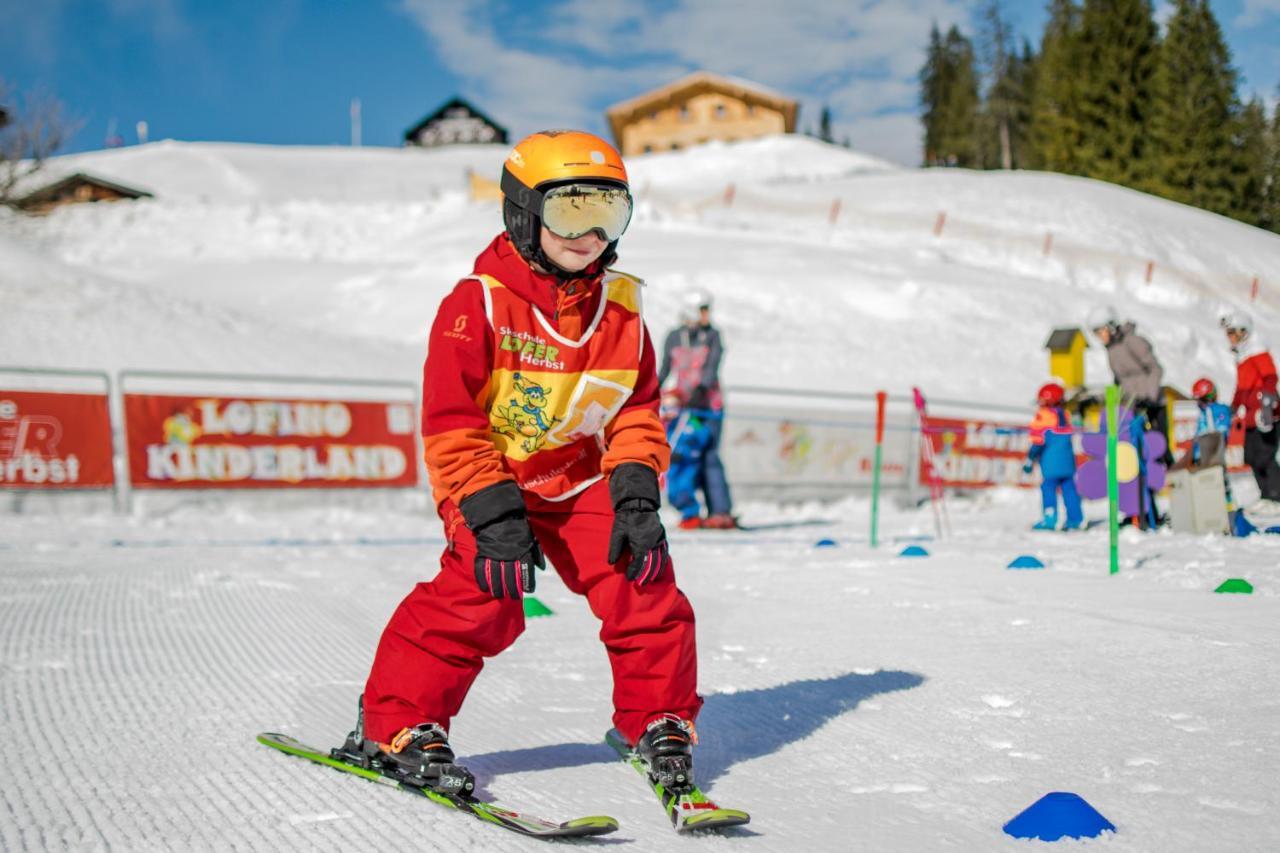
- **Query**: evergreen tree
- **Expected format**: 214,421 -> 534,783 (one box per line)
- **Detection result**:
1151,0 -> 1240,215
1028,0 -> 1085,173
819,106 -> 834,144
1076,0 -> 1160,189
1262,97 -> 1280,233
1234,97 -> 1270,227
941,26 -> 981,166
920,23 -> 947,165
977,0 -> 1017,169
920,23 -> 981,166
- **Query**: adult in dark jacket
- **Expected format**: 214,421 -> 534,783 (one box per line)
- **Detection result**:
658,290 -> 735,528
1088,307 -> 1172,465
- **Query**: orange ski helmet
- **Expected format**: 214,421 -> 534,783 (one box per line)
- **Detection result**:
500,130 -> 632,276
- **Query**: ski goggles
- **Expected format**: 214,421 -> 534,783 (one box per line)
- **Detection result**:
539,183 -> 633,242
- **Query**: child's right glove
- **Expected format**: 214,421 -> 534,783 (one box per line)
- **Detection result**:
607,463 -> 671,586
459,480 -> 544,599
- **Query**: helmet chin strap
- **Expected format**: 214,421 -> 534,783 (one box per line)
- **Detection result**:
531,243 -> 618,282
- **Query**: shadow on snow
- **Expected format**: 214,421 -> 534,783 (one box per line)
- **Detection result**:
464,669 -> 926,790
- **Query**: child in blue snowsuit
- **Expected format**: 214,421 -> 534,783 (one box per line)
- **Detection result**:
1024,383 -> 1083,531
662,391 -> 712,527
1191,379 -> 1231,464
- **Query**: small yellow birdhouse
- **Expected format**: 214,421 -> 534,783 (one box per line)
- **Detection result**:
1044,328 -> 1088,390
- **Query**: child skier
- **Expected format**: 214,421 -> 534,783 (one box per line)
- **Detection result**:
356,131 -> 702,797
1190,377 -> 1231,464
661,390 -> 712,529
1023,382 -> 1083,531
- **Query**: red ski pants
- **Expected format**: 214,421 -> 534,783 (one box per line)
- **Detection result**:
362,478 -> 701,746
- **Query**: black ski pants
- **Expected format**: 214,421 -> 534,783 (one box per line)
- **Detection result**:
1243,427 -> 1280,501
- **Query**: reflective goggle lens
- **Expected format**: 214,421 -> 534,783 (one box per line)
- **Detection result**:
541,184 -> 633,241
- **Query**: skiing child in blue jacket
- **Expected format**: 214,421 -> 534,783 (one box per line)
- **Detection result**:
1191,377 -> 1232,463
1024,382 -> 1083,531
661,391 -> 712,530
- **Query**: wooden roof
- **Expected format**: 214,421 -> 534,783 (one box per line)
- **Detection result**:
403,96 -> 508,143
1044,327 -> 1087,351
14,171 -> 153,208
605,72 -> 798,143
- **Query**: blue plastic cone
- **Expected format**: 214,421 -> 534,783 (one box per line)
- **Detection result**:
1007,555 -> 1046,569
814,538 -> 838,548
1003,792 -> 1116,841
899,545 -> 929,557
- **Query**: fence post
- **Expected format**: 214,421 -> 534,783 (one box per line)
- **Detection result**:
723,183 -> 735,207
1251,276 -> 1259,302
1042,232 -> 1053,257
1144,261 -> 1155,284
828,198 -> 841,225
932,211 -> 947,237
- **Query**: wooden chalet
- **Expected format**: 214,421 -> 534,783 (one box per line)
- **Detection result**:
14,172 -> 153,215
404,97 -> 508,148
605,71 -> 799,156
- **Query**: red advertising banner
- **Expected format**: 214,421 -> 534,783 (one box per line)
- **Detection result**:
124,393 -> 419,489
0,390 -> 115,488
919,415 -> 1038,489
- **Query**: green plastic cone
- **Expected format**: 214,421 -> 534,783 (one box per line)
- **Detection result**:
1214,578 -> 1253,595
523,596 -> 554,617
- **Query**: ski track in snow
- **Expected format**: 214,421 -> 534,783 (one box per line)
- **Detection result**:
1,496 -> 1278,852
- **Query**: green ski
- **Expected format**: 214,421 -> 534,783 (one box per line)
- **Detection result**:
605,728 -> 750,832
258,732 -> 619,839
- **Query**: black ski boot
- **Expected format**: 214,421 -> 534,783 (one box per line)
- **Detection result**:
636,714 -> 695,793
335,698 -> 475,797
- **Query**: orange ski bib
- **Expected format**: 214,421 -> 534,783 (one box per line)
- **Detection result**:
475,271 -> 645,500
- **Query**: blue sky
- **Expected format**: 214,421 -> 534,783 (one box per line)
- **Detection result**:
2,0 -> 1278,166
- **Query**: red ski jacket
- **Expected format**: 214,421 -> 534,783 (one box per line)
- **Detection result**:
1230,338 -> 1279,428
420,234 -> 668,507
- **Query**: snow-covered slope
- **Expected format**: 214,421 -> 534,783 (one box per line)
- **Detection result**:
4,135 -> 1276,404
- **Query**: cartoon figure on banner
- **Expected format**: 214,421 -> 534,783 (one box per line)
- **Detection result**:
778,421 -> 813,473
820,437 -> 857,473
163,406 -> 202,447
1075,408 -> 1168,518
492,373 -> 561,453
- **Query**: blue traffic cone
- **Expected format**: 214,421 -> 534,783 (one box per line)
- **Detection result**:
1003,792 -> 1116,841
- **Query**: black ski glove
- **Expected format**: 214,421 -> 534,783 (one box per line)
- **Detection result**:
687,385 -> 710,411
459,480 -> 544,599
607,463 -> 671,586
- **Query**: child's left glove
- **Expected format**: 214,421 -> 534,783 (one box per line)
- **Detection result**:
607,463 -> 671,586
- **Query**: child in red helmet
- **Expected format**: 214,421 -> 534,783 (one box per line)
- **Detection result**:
1023,382 -> 1083,531
1191,378 -> 1232,465
353,131 -> 702,796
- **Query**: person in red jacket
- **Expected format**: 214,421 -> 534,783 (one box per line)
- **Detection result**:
350,131 -> 702,797
1222,310 -> 1280,512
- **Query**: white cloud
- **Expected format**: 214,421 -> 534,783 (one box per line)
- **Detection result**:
1236,0 -> 1280,26
399,0 -> 968,165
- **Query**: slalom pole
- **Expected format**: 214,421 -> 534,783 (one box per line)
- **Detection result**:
870,391 -> 887,548
1106,385 -> 1120,575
